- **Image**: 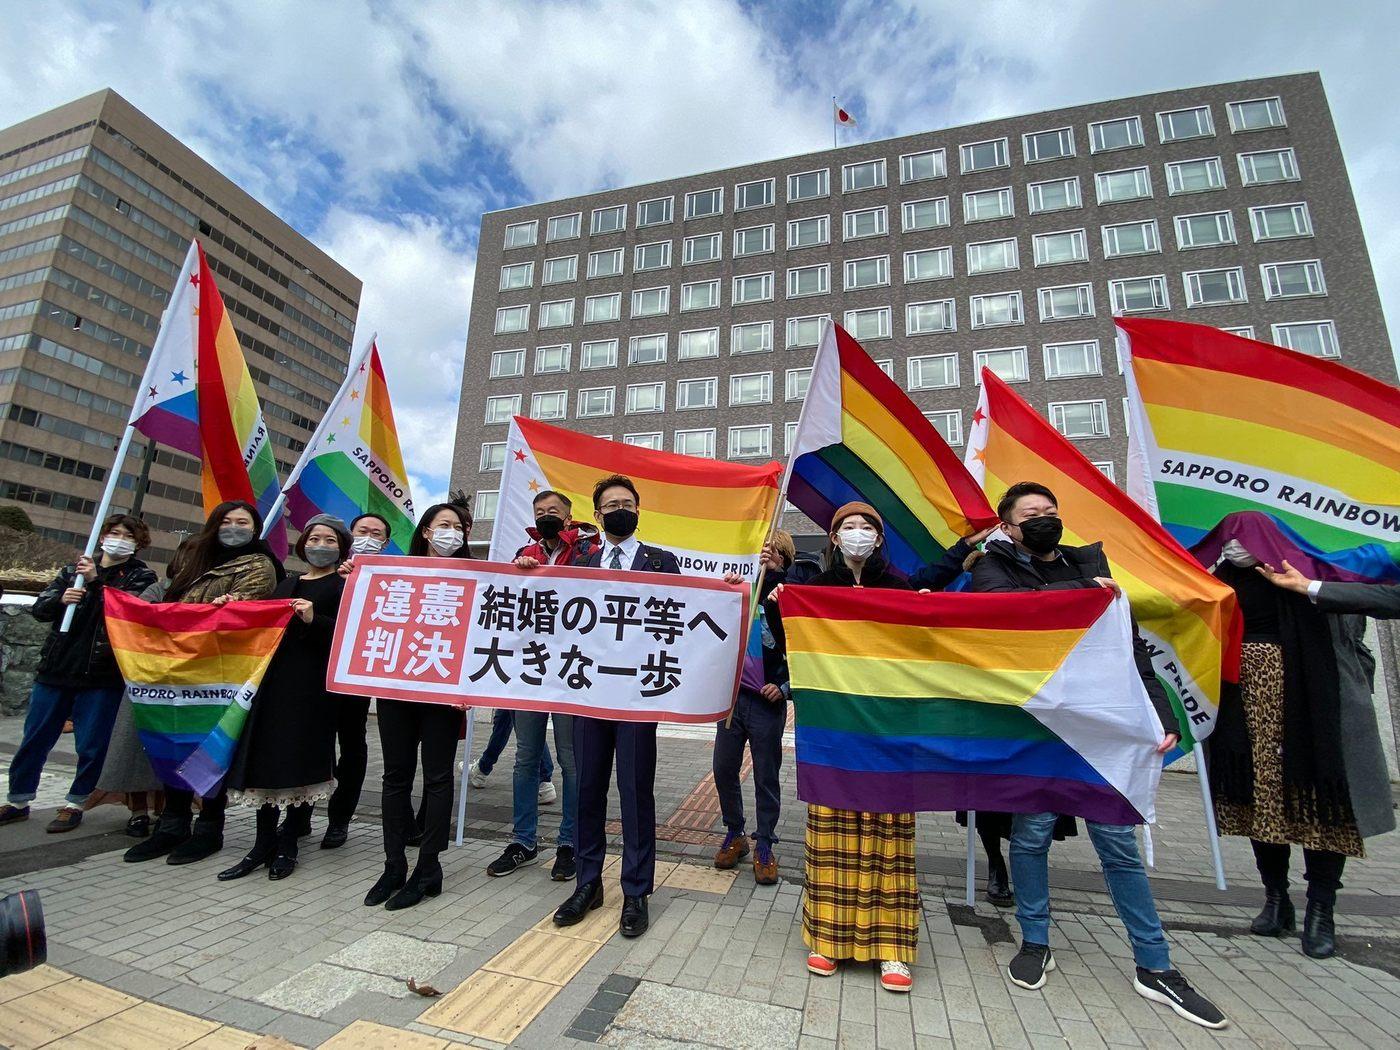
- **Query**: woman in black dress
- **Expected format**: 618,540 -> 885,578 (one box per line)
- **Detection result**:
218,514 -> 350,881
361,501 -> 474,911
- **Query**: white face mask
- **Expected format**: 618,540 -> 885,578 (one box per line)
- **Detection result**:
351,535 -> 385,556
100,536 -> 136,558
429,527 -> 464,556
837,527 -> 878,561
1221,539 -> 1260,568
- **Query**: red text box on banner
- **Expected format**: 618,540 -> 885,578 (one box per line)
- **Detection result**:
327,556 -> 749,722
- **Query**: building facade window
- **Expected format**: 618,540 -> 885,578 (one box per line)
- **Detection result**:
728,425 -> 772,458
630,286 -> 670,317
489,348 -> 524,378
675,429 -> 716,457
1032,229 -> 1088,266
1023,127 -> 1075,163
1027,176 -> 1081,214
842,158 -> 887,192
735,178 -> 774,211
1095,166 -> 1152,204
499,261 -> 533,290
623,433 -> 663,450
504,220 -> 537,249
683,232 -> 722,264
547,213 -> 581,241
1166,156 -> 1226,195
904,246 -> 953,282
786,367 -> 811,401
634,241 -> 672,271
588,247 -> 624,279
1050,400 -> 1110,438
731,320 -> 774,354
843,306 -> 892,341
906,299 -> 956,335
494,304 -> 529,334
475,491 -> 499,521
625,382 -> 665,413
1184,267 -> 1247,307
843,206 -> 888,240
729,372 -> 773,406
1043,340 -> 1102,379
680,279 -> 721,311
787,215 -> 830,249
485,394 -> 520,424
1238,147 -> 1300,186
1228,97 -> 1286,132
1102,219 -> 1161,257
577,387 -> 616,417
1109,274 -> 1170,312
679,328 -> 720,359
1174,211 -> 1236,249
787,263 -> 830,298
974,346 -> 1029,383
924,410 -> 963,446
900,149 -> 946,183
583,293 -> 621,323
530,390 -> 567,420
1271,320 -> 1339,358
786,314 -> 828,349
1089,115 -> 1144,153
1037,283 -> 1094,321
1261,259 -> 1327,299
963,186 -> 1015,222
901,196 -> 950,231
960,137 -> 1009,173
627,333 -> 668,365
787,168 -> 829,201
843,255 -> 889,290
538,299 -> 575,328
970,291 -> 1023,328
685,187 -> 723,219
480,442 -> 506,471
590,205 -> 626,234
580,339 -> 618,370
1157,105 -> 1214,142
967,238 -> 1019,274
733,272 -> 774,304
908,353 -> 959,390
734,224 -> 775,257
1249,203 -> 1312,242
534,344 -> 570,373
637,196 -> 673,227
676,376 -> 718,410
542,256 -> 577,284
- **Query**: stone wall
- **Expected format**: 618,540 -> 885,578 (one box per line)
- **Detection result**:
0,601 -> 46,714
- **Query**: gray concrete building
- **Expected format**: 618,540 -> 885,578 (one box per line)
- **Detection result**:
453,71 -> 1393,545
0,89 -> 360,564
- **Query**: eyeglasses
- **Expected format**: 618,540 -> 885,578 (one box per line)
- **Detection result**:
600,500 -> 637,512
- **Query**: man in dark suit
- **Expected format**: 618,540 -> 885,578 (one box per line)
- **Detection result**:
554,473 -> 680,938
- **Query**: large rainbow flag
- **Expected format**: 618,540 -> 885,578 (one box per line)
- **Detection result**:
1120,317 -> 1400,583
966,370 -> 1239,745
128,240 -> 287,556
785,322 -> 997,576
489,417 -> 782,577
104,588 -> 293,796
780,586 -> 1164,824
282,338 -> 416,552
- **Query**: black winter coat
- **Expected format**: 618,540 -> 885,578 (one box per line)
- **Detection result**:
33,559 -> 158,688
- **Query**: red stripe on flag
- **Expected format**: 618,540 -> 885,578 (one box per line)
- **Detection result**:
195,243 -> 256,508
778,582 -> 1112,631
103,587 -> 294,632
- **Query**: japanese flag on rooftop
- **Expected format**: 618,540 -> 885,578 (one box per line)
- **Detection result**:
834,101 -> 857,127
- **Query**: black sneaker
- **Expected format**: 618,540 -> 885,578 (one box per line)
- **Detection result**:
551,845 -> 576,882
1133,968 -> 1228,1029
486,842 -> 539,877
1007,942 -> 1055,990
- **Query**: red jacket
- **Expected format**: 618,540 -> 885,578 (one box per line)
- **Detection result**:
513,522 -> 599,565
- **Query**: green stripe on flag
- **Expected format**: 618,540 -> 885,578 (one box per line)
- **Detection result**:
130,703 -> 227,736
794,690 -> 1059,740
820,445 -> 944,565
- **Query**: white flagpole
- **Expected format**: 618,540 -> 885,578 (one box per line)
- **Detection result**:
832,95 -> 838,148
261,332 -> 376,538
60,243 -> 199,632
964,810 -> 977,906
455,710 -> 476,846
1194,742 -> 1227,890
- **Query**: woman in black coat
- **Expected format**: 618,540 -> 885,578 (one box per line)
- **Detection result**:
219,515 -> 350,881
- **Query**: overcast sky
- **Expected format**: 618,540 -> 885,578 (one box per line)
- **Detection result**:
3,0 -> 1396,508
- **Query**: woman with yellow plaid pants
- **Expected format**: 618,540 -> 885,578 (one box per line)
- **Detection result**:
775,502 -> 920,993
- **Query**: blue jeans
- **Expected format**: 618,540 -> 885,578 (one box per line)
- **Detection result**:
7,683 -> 124,807
1010,812 -> 1171,971
477,709 -> 553,781
512,711 -> 575,852
712,690 -> 786,845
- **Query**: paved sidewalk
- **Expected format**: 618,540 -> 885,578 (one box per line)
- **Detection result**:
1,708 -> 1400,1047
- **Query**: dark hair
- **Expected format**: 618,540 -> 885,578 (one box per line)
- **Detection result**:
592,474 -> 640,511
408,502 -> 473,558
295,521 -> 351,563
349,512 -> 392,535
167,500 -> 283,599
164,537 -> 199,581
100,513 -> 150,551
532,489 -> 572,511
997,481 -> 1058,521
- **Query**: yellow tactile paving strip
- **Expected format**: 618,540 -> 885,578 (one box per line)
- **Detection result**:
317,1020 -> 449,1049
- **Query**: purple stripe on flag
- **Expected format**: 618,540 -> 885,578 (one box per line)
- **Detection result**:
133,401 -> 201,458
176,739 -> 232,798
796,763 -> 1144,825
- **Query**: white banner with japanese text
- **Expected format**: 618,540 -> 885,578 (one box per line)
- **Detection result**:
327,556 -> 749,722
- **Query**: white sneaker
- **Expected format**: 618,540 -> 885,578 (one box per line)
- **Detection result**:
538,781 -> 557,804
468,761 -> 489,789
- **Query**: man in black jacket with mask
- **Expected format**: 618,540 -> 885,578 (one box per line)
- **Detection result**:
971,482 -> 1227,1031
553,474 -> 680,939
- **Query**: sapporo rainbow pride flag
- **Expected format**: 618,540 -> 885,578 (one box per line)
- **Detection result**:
282,338 -> 416,553
785,322 -> 998,576
489,416 -> 782,578
966,369 -> 1239,747
1120,317 -> 1400,583
104,589 -> 294,796
779,586 -> 1165,824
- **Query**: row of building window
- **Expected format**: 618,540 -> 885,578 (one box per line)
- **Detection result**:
491,259 -> 1328,344
499,156 -> 1305,289
502,98 -> 1291,249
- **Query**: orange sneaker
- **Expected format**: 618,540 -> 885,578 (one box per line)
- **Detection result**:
713,831 -> 750,870
807,952 -> 837,977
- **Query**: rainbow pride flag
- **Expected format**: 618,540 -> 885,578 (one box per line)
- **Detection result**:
1120,317 -> 1400,583
785,323 -> 997,576
780,586 -> 1164,824
488,416 -> 782,578
104,588 -> 293,796
282,338 -> 416,552
966,370 -> 1239,746
129,241 -> 287,556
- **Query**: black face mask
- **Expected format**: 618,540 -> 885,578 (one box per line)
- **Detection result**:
602,508 -> 638,539
535,514 -> 565,540
1017,515 -> 1064,555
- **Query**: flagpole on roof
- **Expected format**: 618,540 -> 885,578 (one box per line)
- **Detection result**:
832,95 -> 837,148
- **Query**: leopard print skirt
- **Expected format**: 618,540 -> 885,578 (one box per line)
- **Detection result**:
1215,642 -> 1364,858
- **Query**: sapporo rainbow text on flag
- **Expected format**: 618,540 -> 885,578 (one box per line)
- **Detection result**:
104,588 -> 294,797
779,586 -> 1164,824
1119,317 -> 1400,583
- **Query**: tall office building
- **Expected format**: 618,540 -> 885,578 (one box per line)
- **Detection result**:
455,72 -> 1393,545
0,89 -> 360,563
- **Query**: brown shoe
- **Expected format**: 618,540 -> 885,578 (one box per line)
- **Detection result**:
0,804 -> 30,826
46,808 -> 83,833
753,843 -> 778,885
714,832 -> 750,869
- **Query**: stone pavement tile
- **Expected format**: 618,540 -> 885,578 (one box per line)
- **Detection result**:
829,1019 -> 875,1047
46,1000 -> 220,1049
419,970 -> 561,1044
262,1010 -> 341,1047
256,962 -> 410,1017
181,1028 -> 265,1050
947,1019 -> 994,1048
0,974 -> 139,1050
1056,1018 -> 1111,1049
801,984 -> 839,1040
318,1019 -> 451,1049
203,995 -> 286,1033
982,1008 -> 1035,1050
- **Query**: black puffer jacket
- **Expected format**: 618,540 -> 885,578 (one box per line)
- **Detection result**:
32,559 -> 158,688
972,539 -> 1177,736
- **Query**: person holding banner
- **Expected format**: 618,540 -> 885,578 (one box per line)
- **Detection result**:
771,502 -> 920,994
218,515 -> 351,882
124,501 -> 283,866
715,530 -> 795,885
362,501 -> 473,911
0,516 -> 157,833
972,482 -> 1226,1029
1207,520 -> 1397,960
553,475 -> 680,939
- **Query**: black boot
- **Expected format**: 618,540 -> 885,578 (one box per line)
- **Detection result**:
384,861 -> 443,910
1250,888 -> 1295,936
364,864 -> 407,906
269,814 -> 300,881
217,805 -> 277,880
124,827 -> 188,863
986,857 -> 1014,908
1302,899 -> 1336,959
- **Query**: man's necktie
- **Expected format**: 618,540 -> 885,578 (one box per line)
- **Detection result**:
608,546 -> 623,569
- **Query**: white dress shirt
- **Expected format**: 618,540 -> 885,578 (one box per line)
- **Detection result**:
600,533 -> 641,569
